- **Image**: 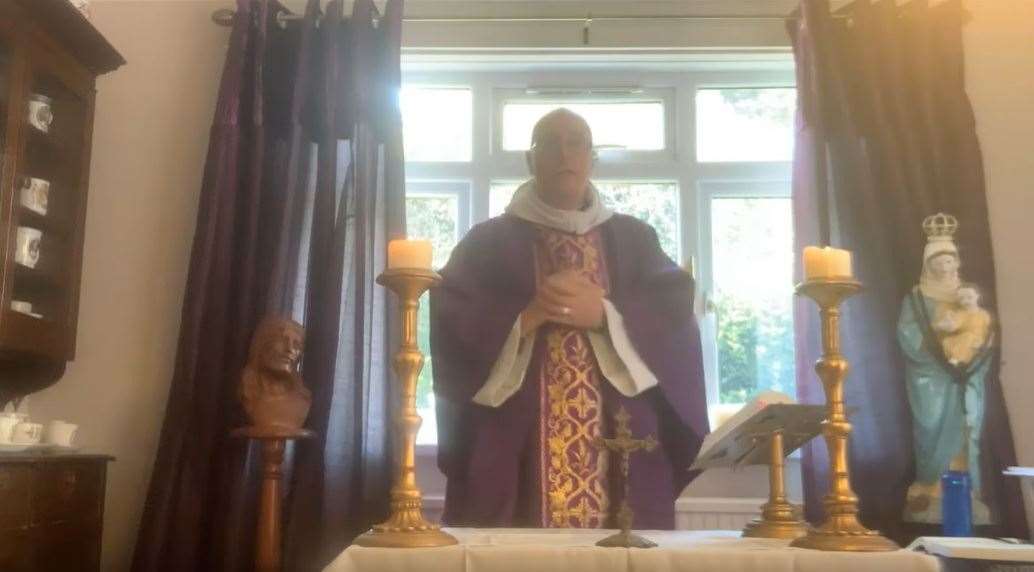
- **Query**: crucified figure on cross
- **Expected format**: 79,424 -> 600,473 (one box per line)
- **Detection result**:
595,405 -> 660,548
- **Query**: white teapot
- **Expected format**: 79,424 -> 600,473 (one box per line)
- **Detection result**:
0,411 -> 20,443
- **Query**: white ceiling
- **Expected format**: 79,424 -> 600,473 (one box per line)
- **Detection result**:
93,0 -> 800,11
92,0 -> 803,32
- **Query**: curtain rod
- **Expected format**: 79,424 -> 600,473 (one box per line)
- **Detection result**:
210,9 -> 828,28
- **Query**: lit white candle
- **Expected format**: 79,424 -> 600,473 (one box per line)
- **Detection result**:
803,246 -> 853,280
387,239 -> 433,270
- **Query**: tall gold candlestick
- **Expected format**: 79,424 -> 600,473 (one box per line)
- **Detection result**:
789,278 -> 897,552
354,267 -> 458,548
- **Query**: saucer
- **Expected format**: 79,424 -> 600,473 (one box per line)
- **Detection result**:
0,442 -> 54,454
0,443 -> 32,453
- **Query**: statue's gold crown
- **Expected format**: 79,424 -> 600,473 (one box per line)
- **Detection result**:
923,212 -> 958,241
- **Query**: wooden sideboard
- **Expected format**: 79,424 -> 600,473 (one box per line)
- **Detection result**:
0,454 -> 113,572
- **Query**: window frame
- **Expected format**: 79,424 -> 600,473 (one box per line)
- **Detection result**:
695,180 -> 793,409
400,85 -> 475,163
491,86 -> 677,161
693,86 -> 798,164
405,179 -> 473,242
402,60 -> 797,445
405,180 -> 471,448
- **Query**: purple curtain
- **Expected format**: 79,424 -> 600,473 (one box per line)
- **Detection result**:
283,0 -> 406,568
788,0 -> 1027,542
131,0 -> 405,570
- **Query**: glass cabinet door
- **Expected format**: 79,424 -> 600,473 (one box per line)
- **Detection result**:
0,1 -> 120,377
0,36 -> 9,159
0,27 -> 27,331
12,67 -> 88,320
2,33 -> 94,358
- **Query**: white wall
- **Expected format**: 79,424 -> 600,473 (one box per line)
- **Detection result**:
26,2 -> 227,570
20,0 -> 1034,569
964,0 -> 1034,525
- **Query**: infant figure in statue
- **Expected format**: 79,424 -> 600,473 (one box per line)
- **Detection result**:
239,316 -> 311,431
933,284 -> 992,367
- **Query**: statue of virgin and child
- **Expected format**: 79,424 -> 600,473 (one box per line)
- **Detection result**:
898,213 -> 995,524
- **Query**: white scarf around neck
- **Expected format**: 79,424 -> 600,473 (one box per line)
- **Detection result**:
504,179 -> 613,235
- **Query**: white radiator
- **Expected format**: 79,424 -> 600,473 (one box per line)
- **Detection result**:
423,495 -> 764,531
425,495 -> 445,524
674,497 -> 765,531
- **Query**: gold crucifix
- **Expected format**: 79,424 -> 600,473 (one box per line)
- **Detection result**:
594,406 -> 659,548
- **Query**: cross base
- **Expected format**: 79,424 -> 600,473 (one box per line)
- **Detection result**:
596,530 -> 658,549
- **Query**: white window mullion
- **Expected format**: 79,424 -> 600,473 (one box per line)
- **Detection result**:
695,179 -> 720,411
405,163 -> 474,181
471,77 -> 494,224
696,161 -> 792,182
676,74 -> 718,410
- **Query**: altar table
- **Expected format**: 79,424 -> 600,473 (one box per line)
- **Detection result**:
324,528 -> 940,572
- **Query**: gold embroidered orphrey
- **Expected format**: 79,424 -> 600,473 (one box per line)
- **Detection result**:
535,227 -> 611,528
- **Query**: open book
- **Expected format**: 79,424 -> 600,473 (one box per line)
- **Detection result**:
690,391 -> 825,471
907,537 -> 1034,562
1004,466 -> 1034,478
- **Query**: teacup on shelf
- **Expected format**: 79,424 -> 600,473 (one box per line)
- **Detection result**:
45,420 -> 78,448
28,93 -> 54,133
10,300 -> 43,319
19,176 -> 49,216
0,412 -> 19,444
15,226 -> 41,268
11,421 -> 42,445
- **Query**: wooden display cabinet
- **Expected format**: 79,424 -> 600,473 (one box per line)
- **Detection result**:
0,0 -> 123,405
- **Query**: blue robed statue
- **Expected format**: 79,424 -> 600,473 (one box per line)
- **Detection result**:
898,213 -> 995,524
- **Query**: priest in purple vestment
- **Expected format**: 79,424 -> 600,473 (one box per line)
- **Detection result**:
430,109 -> 709,530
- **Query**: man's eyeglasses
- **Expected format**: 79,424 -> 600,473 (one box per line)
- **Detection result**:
530,137 -> 593,155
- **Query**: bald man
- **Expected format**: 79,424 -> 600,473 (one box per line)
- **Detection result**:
430,109 -> 708,529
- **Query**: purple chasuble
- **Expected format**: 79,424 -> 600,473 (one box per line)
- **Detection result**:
430,214 -> 709,529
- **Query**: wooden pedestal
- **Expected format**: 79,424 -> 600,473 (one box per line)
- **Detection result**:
232,426 -> 313,572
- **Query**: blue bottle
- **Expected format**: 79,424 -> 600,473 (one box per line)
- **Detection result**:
941,470 -> 973,537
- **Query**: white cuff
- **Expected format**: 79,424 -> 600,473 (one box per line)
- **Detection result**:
586,299 -> 659,397
471,301 -> 659,406
472,315 -> 536,407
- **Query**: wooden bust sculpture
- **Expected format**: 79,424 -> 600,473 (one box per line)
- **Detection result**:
240,316 -> 311,431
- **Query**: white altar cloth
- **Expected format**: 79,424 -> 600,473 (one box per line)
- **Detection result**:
324,528 -> 940,572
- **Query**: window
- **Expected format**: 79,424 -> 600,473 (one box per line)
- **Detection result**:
694,86 -> 796,427
406,192 -> 460,269
404,181 -> 469,445
401,86 -> 472,162
695,88 -> 795,162
488,181 -> 518,218
403,64 -> 797,440
494,88 -> 675,157
501,99 -> 666,151
704,188 -> 795,405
